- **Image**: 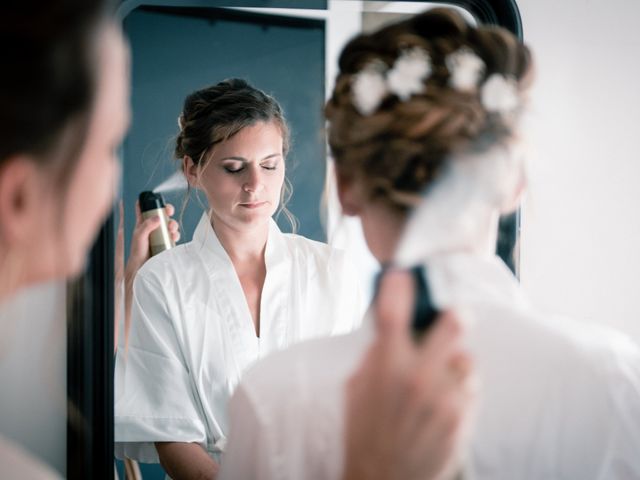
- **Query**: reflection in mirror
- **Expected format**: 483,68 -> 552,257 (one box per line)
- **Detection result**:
112,2 -> 518,479
114,4 -> 353,478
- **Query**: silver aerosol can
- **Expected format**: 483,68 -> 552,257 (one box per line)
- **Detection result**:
139,191 -> 175,256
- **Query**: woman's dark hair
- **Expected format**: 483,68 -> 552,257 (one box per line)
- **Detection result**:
325,8 -> 533,211
175,78 -> 297,231
0,0 -> 109,187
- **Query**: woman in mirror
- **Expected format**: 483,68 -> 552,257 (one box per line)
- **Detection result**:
114,79 -> 367,477
220,8 -> 640,480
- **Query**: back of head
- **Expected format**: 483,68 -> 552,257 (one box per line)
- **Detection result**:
0,0 -> 109,185
325,8 -> 533,211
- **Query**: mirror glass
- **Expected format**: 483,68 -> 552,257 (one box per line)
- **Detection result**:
114,2 -> 480,478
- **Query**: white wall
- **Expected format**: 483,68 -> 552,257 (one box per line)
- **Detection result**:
518,0 -> 640,342
0,282 -> 67,476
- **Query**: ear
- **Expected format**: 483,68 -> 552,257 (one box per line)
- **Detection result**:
182,155 -> 200,189
0,157 -> 41,245
335,170 -> 362,216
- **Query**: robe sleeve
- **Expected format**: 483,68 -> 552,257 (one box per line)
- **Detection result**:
114,270 -> 206,463
330,250 -> 367,335
218,385 -> 278,480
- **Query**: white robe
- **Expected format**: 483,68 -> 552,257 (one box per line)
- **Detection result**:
221,252 -> 640,480
114,213 -> 364,463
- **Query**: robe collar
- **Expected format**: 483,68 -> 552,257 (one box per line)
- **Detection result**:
190,212 -> 287,275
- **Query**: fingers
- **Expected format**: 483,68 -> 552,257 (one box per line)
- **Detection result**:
134,199 -> 142,224
135,214 -> 161,238
416,311 -> 465,372
165,203 -> 175,217
375,269 -> 416,336
118,199 -> 124,231
400,311 -> 470,423
168,217 -> 180,243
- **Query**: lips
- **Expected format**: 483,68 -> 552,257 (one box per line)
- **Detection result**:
239,201 -> 267,209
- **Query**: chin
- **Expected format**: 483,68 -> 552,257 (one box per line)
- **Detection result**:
61,237 -> 93,279
236,206 -> 276,223
67,255 -> 88,279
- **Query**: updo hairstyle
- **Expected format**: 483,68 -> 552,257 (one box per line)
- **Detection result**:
325,8 -> 534,211
175,78 -> 296,230
175,78 -> 290,162
0,0 -> 108,190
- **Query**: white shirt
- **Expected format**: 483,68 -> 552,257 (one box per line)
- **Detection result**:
221,253 -> 640,480
114,214 -> 364,463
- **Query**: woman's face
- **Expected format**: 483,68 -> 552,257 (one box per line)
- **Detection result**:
192,121 -> 285,231
38,26 -> 130,280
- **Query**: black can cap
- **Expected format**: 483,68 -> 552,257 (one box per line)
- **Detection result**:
139,191 -> 166,212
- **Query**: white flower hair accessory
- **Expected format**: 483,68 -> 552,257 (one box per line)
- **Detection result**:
351,48 -> 432,116
387,47 -> 432,101
481,74 -> 520,114
446,47 -> 485,92
351,60 -> 389,116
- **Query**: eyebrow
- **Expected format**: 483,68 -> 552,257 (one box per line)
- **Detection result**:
219,153 -> 282,162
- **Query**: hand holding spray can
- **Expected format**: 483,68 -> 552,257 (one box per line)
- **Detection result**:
138,191 -> 175,257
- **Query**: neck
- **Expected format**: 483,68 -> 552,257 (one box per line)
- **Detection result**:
210,215 -> 269,265
361,202 -> 408,265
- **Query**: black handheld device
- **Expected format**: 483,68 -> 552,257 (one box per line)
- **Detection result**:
409,265 -> 439,336
374,265 -> 440,338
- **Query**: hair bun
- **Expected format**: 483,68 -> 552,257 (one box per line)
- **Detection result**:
325,8 -> 533,211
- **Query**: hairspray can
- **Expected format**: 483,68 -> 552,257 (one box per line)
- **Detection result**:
138,191 -> 175,256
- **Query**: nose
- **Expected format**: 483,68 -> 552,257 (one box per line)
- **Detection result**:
242,164 -> 264,194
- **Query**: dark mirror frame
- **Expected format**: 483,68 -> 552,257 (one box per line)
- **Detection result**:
66,1 -> 522,477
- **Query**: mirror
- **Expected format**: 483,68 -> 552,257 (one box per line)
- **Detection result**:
66,1 -> 522,479
110,3 -> 519,479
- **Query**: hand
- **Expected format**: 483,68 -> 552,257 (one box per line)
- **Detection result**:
122,200 -> 179,349
342,270 -> 474,480
124,200 -> 180,285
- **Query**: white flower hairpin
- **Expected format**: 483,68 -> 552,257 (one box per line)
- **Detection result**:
351,46 -> 521,117
445,47 -> 520,115
351,47 -> 432,116
481,74 -> 520,115
387,47 -> 432,101
446,47 -> 485,92
351,60 -> 388,116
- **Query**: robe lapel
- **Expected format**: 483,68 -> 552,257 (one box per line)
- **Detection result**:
259,218 -> 292,354
191,213 -> 260,373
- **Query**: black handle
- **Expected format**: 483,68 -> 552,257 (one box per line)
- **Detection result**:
373,265 -> 440,338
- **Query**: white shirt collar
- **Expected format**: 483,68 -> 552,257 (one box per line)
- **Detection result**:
191,212 -> 287,275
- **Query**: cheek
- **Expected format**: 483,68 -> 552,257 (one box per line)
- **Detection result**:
202,172 -> 239,208
269,170 -> 285,196
64,152 -> 119,258
31,193 -> 68,277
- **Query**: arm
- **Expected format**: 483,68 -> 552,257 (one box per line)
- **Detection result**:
114,199 -> 179,353
115,269 -> 207,462
155,442 -> 219,480
122,201 -> 180,346
342,270 -> 474,480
